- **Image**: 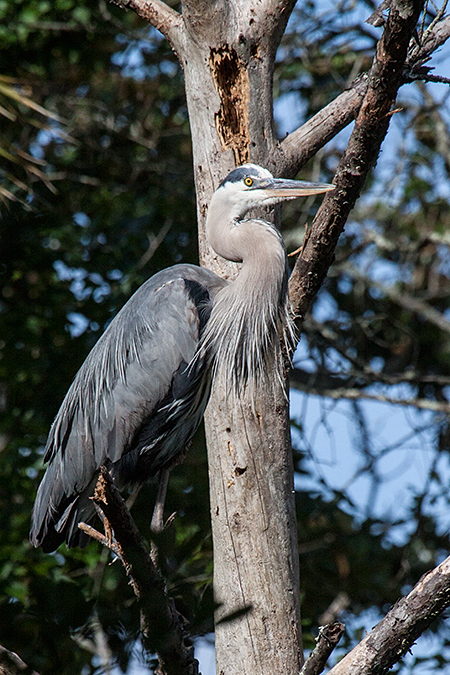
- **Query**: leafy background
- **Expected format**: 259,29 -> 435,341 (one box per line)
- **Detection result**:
1,1 -> 450,672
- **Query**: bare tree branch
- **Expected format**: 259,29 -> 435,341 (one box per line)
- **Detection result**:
418,82 -> 450,169
327,555 -> 450,675
244,0 -> 298,49
78,521 -> 122,556
84,467 -> 199,675
407,13 -> 450,74
0,645 -> 40,675
366,0 -> 392,27
279,74 -> 369,177
340,262 -> 450,335
280,6 -> 450,177
299,622 -> 345,675
108,0 -> 184,51
291,374 -> 450,412
288,0 -> 425,320
318,593 -> 351,626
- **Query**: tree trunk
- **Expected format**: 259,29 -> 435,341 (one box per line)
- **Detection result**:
204,380 -> 302,673
174,3 -> 303,672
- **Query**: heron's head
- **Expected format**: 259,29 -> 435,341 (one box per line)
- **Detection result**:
215,163 -> 335,220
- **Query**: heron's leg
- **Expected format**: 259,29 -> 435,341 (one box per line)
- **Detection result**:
126,483 -> 143,510
151,468 -> 170,534
150,468 -> 171,566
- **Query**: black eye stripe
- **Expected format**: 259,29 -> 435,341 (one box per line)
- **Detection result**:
218,165 -> 262,188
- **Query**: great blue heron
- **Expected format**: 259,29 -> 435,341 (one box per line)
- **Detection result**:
30,163 -> 334,552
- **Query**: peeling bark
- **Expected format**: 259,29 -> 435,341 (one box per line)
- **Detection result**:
209,46 -> 251,164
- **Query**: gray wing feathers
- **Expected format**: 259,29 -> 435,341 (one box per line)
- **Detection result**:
47,275 -> 199,469
31,264 -> 225,549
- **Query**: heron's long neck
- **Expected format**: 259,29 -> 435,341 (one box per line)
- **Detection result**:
227,217 -> 288,316
201,211 -> 294,398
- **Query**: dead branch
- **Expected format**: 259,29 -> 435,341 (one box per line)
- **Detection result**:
280,7 -> 450,178
78,522 -> 122,556
280,74 -> 369,177
289,0 -> 425,320
299,622 -> 345,675
327,555 -> 450,675
407,14 -> 450,75
294,312 -> 450,393
418,82 -> 450,169
108,0 -> 184,49
291,377 -> 450,413
341,262 -> 450,335
0,644 -> 40,675
83,467 -> 198,675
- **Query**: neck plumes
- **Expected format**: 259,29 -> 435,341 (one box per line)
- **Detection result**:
200,193 -> 295,400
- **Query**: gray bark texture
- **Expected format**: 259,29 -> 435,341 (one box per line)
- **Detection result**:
326,554 -> 450,675
204,382 -> 301,673
178,5 -> 307,672
108,0 -> 450,673
161,3 -> 305,673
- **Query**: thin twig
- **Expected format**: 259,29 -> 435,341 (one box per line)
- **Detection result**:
342,262 -> 450,336
137,219 -> 173,270
292,383 -> 450,413
78,522 -> 122,557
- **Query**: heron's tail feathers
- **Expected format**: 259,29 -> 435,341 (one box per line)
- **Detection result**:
30,464 -> 97,552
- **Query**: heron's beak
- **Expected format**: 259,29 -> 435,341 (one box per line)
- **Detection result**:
262,178 -> 335,198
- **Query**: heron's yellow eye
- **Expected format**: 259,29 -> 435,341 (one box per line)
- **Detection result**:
244,177 -> 253,187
